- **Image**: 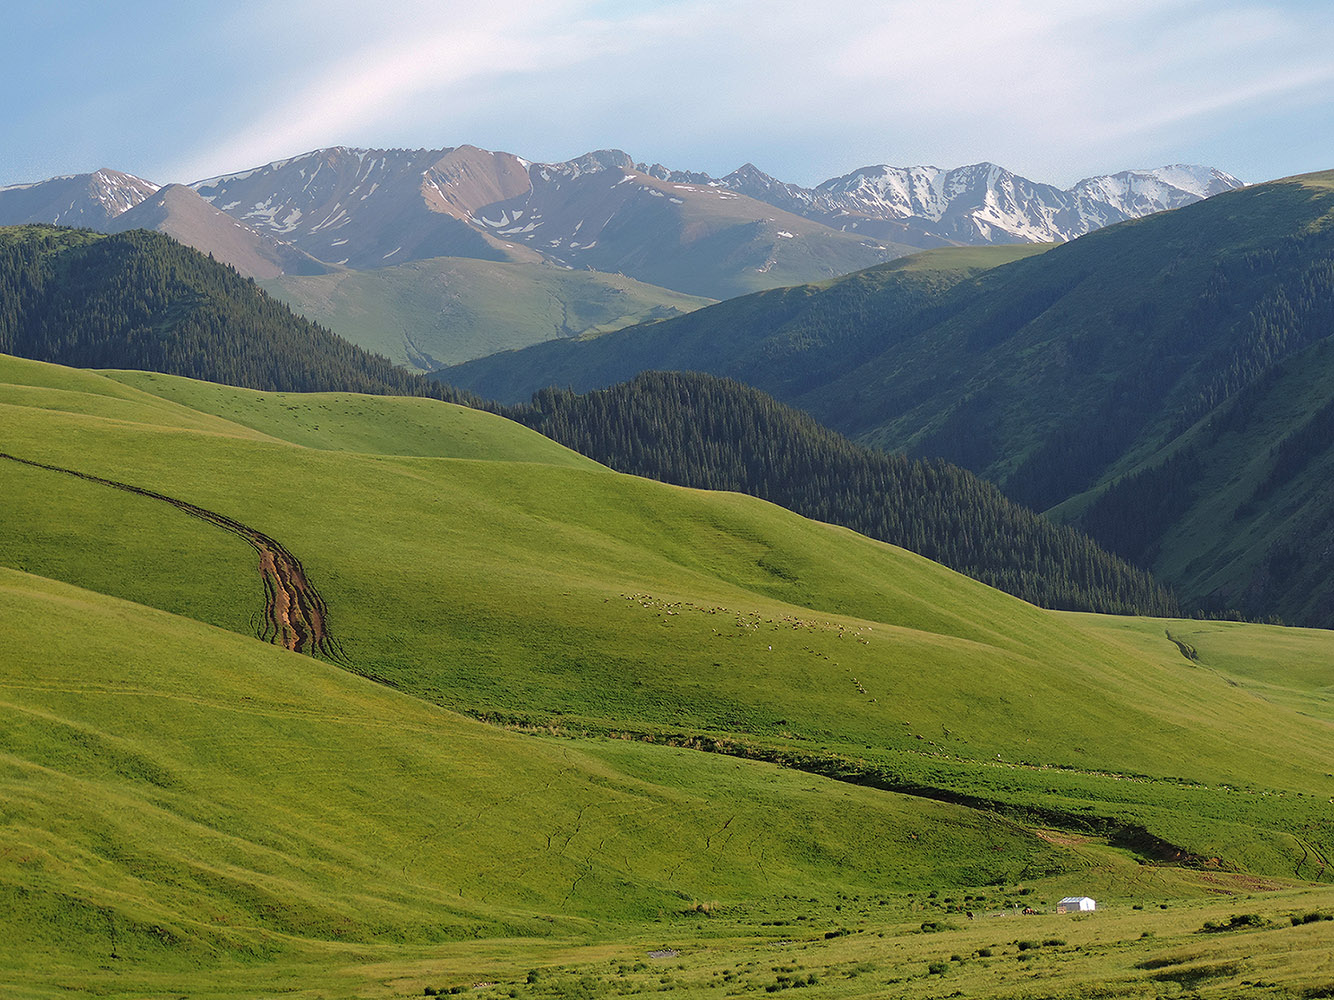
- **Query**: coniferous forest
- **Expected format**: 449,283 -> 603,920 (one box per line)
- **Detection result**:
508,371 -> 1179,616
0,225 -> 478,403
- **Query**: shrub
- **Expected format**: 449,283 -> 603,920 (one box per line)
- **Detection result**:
1201,913 -> 1266,933
927,961 -> 949,976
1043,938 -> 1066,947
977,948 -> 993,958
1292,912 -> 1333,926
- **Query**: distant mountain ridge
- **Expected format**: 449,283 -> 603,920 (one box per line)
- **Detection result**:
105,183 -> 331,279
647,160 -> 1242,245
0,148 -> 1241,285
0,168 -> 160,228
186,144 -> 913,298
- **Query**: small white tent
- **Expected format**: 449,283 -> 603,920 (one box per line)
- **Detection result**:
1057,896 -> 1096,913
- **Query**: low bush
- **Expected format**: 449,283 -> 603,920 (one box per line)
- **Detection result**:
1201,913 -> 1266,933
1292,912 -> 1332,926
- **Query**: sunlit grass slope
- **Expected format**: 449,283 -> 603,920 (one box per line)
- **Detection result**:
0,569 -> 1063,964
2,355 -> 1331,890
107,368 -> 599,464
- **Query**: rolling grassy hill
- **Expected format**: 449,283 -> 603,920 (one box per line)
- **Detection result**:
438,172 -> 1334,626
3,353 -> 1333,996
262,256 -> 713,371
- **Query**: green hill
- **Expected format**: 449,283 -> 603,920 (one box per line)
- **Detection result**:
3,353 -> 1333,996
437,174 -> 1334,625
506,371 -> 1176,617
0,224 -> 477,403
262,256 -> 713,371
435,244 -> 1051,404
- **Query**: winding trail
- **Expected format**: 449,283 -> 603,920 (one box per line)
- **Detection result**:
1,452 -> 346,662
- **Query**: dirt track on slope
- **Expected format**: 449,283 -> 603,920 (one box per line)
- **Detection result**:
1,452 -> 346,661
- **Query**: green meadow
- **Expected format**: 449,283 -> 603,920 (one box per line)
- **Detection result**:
262,255 -> 714,371
1,353 -> 1331,997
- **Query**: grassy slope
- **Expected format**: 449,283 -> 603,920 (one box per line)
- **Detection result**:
436,244 -> 1052,404
2,569 -> 1063,973
8,575 -> 1330,1000
3,354 -> 1333,996
3,356 -> 1331,861
262,257 -> 714,371
106,368 -> 598,464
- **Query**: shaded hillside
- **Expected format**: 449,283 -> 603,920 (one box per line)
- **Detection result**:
444,172 -> 1334,625
1066,333 -> 1334,625
0,224 -> 475,403
507,371 -> 1177,617
437,244 -> 1052,403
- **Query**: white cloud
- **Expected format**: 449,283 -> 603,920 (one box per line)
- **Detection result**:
159,0 -> 1334,186
171,0 -> 661,179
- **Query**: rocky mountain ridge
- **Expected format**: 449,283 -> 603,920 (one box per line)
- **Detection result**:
648,159 -> 1243,245
0,149 -> 1242,293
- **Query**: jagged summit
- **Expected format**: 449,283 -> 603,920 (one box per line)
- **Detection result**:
0,168 -> 159,228
720,160 -> 1245,244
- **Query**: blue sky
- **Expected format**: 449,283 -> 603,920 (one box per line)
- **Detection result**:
5,0 -> 1333,188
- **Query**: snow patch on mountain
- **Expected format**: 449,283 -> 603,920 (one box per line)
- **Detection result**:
716,161 -> 1244,245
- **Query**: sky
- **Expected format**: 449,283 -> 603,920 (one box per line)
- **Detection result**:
4,0 -> 1333,189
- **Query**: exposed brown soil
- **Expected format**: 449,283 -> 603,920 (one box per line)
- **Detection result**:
1,452 -> 346,661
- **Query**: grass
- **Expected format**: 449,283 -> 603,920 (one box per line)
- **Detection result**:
1,353 -> 1332,995
262,256 -> 714,371
0,568 -> 1067,981
4,358 -> 1332,849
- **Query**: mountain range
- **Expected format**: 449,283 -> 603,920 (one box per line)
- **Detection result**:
1,147 -> 1239,288
649,159 -> 1240,246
